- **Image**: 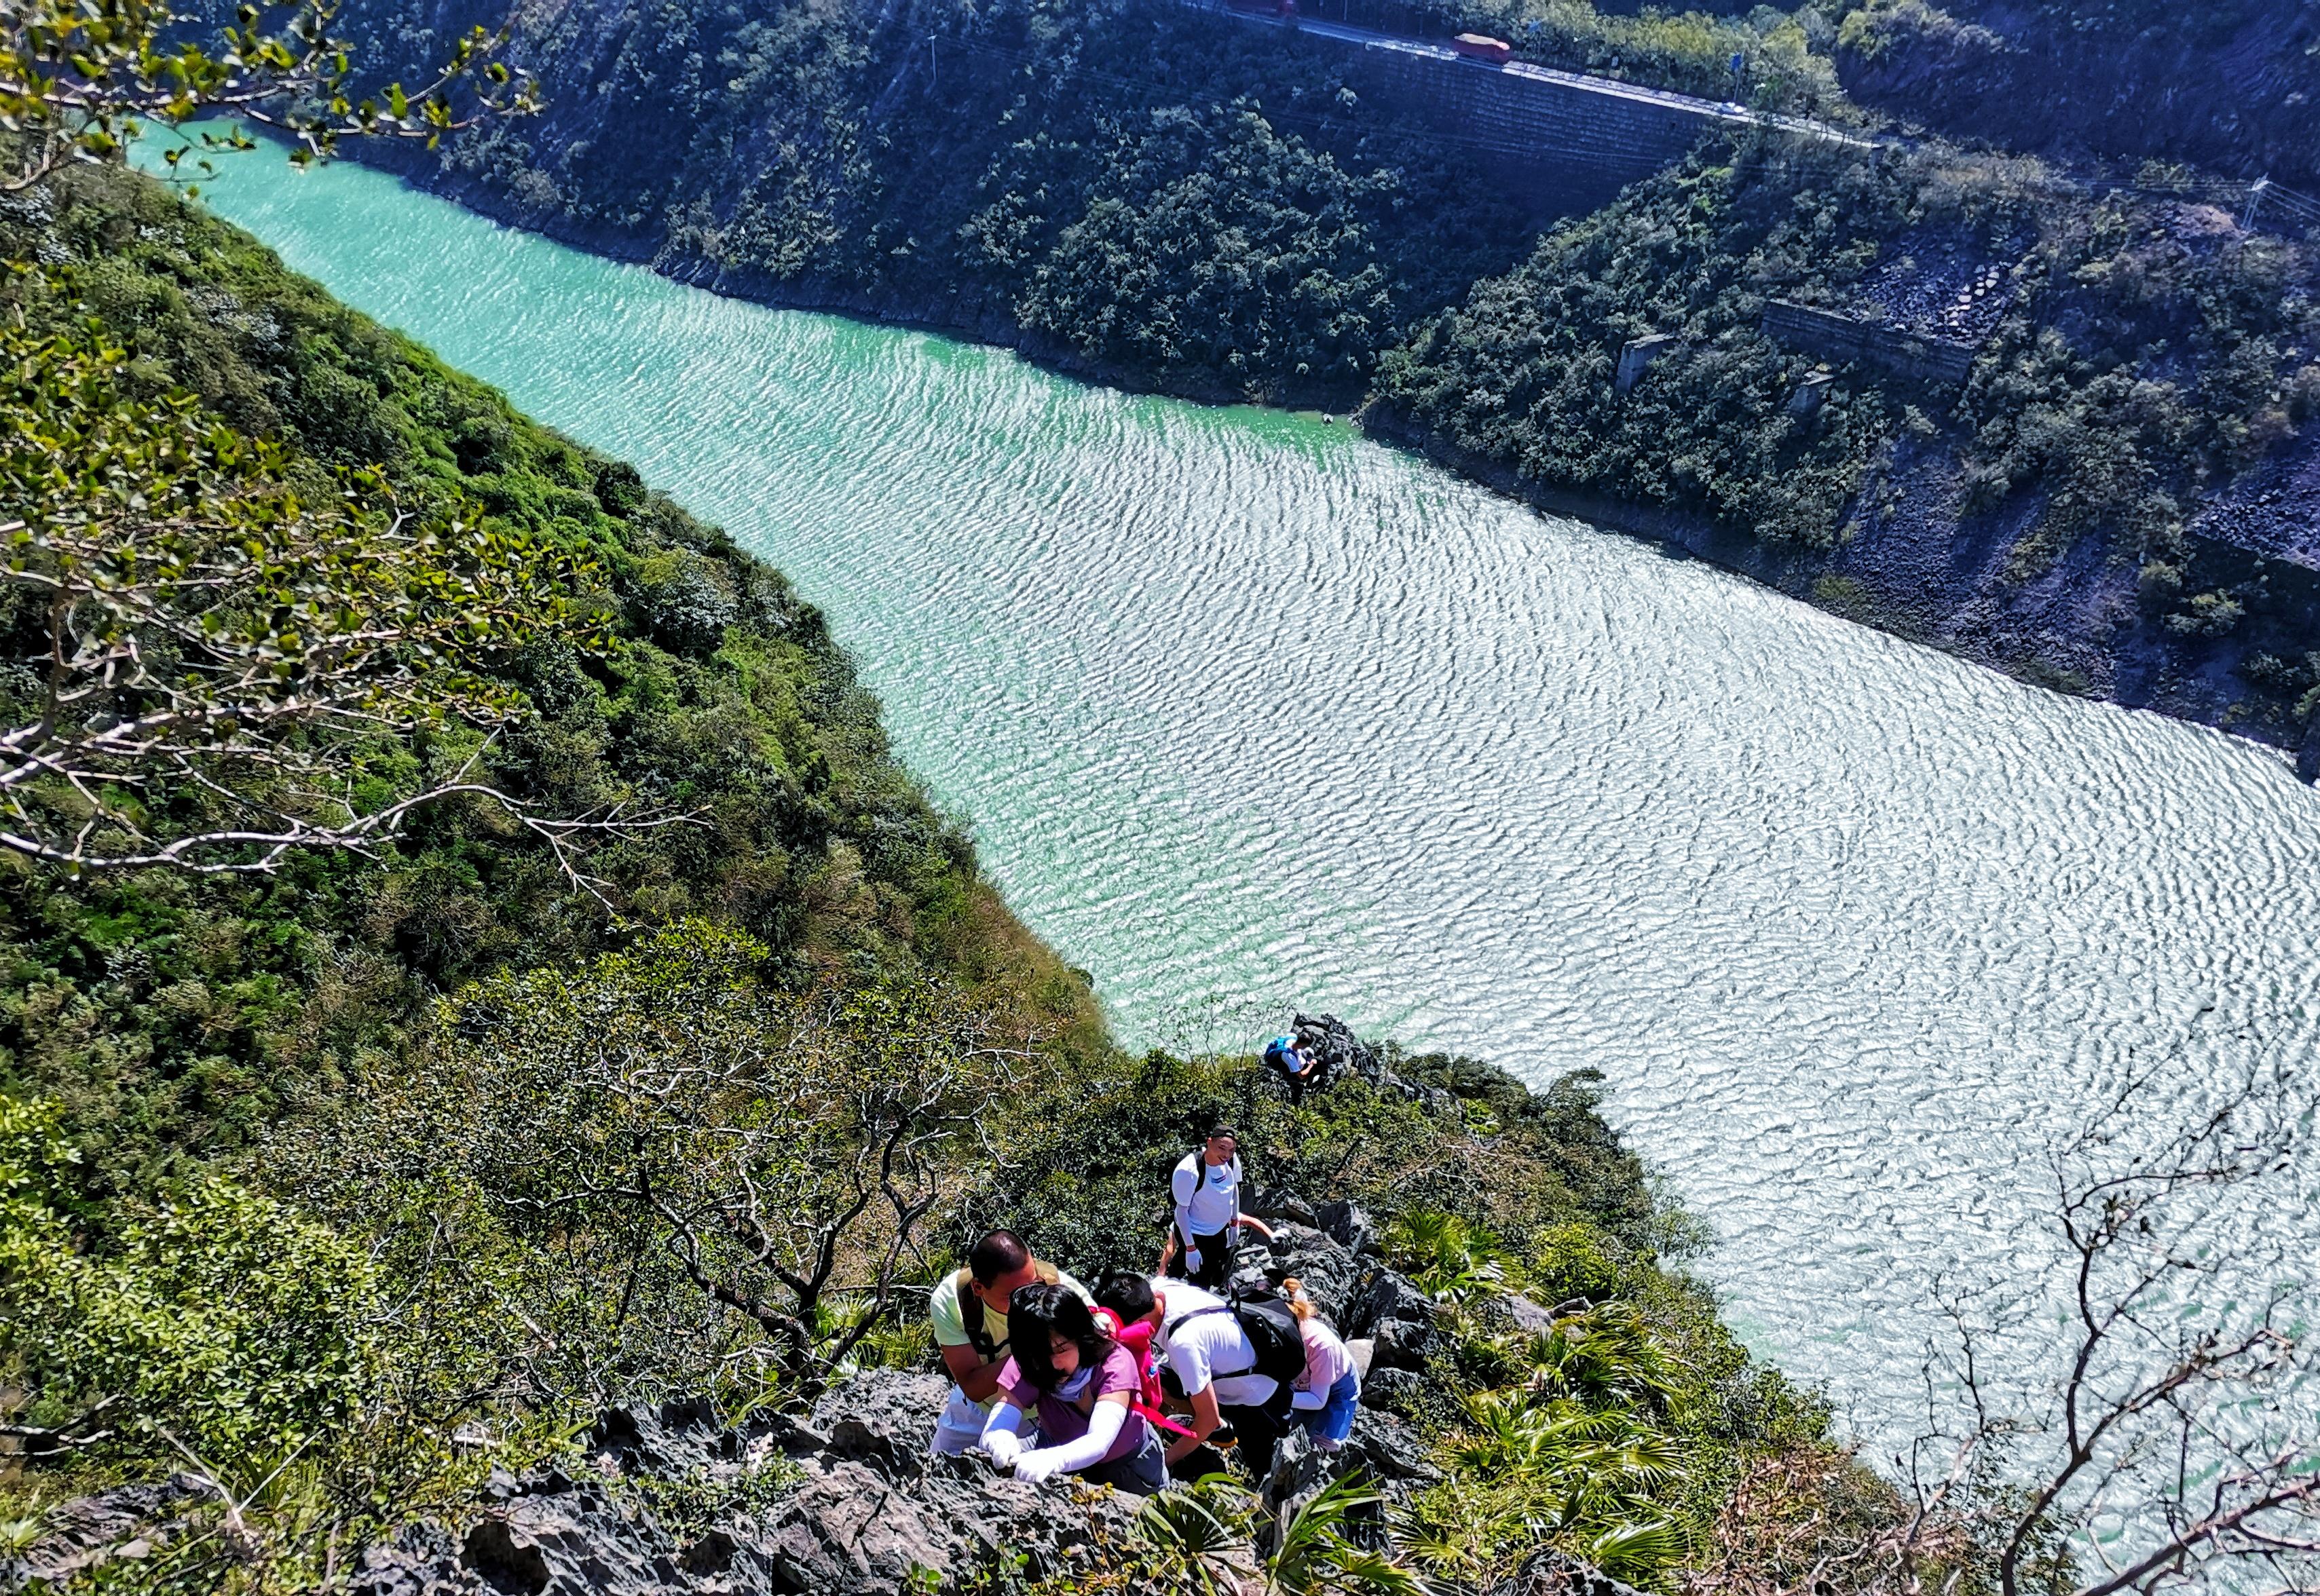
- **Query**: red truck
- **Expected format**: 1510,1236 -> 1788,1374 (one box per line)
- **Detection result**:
1452,32 -> 1512,61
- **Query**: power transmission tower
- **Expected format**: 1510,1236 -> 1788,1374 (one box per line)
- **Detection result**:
2241,175 -> 2268,231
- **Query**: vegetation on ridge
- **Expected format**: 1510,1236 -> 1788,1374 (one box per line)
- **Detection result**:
0,152 -> 1901,1596
0,158 -> 1090,1195
8,0 -> 2320,1584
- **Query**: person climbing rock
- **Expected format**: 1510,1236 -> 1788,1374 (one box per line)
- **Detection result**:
1262,1033 -> 1321,1103
1163,1126 -> 1272,1289
927,1230 -> 1091,1455
1094,1272 -> 1296,1478
974,1284 -> 1167,1494
1280,1276 -> 1360,1452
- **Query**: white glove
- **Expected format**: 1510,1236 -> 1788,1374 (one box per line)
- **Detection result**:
1014,1449 -> 1066,1485
1184,1247 -> 1203,1273
983,1430 -> 1024,1468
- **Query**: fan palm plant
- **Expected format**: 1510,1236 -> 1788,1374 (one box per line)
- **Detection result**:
1381,1210 -> 1505,1304
1267,1474 -> 1434,1596
1135,1474 -> 1262,1595
1518,1303 -> 1686,1416
1407,1361 -> 1694,1588
1134,1471 -> 1435,1596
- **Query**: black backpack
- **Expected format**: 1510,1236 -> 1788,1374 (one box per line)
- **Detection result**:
1229,1287 -> 1311,1390
1167,1287 -> 1308,1409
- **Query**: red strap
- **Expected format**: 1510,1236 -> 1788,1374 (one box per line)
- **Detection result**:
1136,1401 -> 1197,1439
1095,1311 -> 1191,1437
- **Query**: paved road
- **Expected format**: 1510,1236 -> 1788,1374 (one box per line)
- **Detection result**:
1195,2 -> 1877,150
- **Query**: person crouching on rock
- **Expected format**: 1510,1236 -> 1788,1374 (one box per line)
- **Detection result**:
1096,1270 -> 1290,1478
975,1284 -> 1167,1494
1281,1278 -> 1360,1454
1262,1034 -> 1322,1103
1163,1126 -> 1273,1291
928,1230 -> 1092,1456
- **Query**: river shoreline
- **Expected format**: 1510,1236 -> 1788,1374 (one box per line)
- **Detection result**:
337,145 -> 2310,779
148,142 -> 2320,1470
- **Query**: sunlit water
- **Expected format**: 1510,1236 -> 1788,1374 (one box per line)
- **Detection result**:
140,145 -> 2320,1461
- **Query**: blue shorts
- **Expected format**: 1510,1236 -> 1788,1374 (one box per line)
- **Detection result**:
1298,1371 -> 1360,1445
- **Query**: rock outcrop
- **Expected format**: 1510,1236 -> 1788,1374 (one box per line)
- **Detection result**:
11,1351 -> 1461,1596
11,1166 -> 1501,1596
1293,1014 -> 1461,1118
14,1378 -> 1146,1596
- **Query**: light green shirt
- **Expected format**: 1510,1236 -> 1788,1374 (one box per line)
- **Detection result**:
929,1267 -> 1093,1370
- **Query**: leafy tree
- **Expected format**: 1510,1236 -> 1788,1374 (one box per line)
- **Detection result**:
342,922 -> 1031,1390
0,0 -> 534,192
0,282 -> 685,880
0,1093 -> 379,1460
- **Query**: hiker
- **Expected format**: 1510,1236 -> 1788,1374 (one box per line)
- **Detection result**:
974,1283 -> 1167,1494
1280,1277 -> 1360,1453
1262,1034 -> 1320,1103
928,1230 -> 1092,1455
1164,1126 -> 1273,1290
1094,1272 -> 1301,1477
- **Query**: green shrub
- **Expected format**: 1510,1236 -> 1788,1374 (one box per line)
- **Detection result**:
1,1096 -> 379,1463
1527,1220 -> 1627,1303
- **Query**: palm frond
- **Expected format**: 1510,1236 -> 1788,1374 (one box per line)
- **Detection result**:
1584,1517 -> 1687,1581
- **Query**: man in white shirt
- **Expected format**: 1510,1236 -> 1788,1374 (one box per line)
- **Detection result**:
1094,1271 -> 1289,1475
1165,1126 -> 1273,1290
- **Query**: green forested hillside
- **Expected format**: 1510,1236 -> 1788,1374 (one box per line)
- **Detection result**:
0,156 -> 1901,1596
1835,0 -> 2320,193
331,0 -> 1546,400
0,157 -> 1098,1196
316,0 -> 2320,759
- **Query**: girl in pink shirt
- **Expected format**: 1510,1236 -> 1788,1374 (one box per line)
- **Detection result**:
1283,1277 -> 1360,1451
977,1285 -> 1166,1494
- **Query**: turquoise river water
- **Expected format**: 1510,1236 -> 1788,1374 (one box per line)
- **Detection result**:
143,145 -> 2320,1460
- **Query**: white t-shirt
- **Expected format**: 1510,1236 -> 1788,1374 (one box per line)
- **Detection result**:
1172,1152 -> 1242,1240
1153,1280 -> 1278,1408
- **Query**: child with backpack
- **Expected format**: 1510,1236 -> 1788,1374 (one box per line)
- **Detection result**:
974,1283 -> 1168,1494
1093,1271 -> 1309,1476
1281,1277 -> 1360,1452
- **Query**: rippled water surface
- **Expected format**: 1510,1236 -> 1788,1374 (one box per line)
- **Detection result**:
155,147 -> 2320,1447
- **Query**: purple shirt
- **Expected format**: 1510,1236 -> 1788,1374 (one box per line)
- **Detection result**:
998,1343 -> 1149,1463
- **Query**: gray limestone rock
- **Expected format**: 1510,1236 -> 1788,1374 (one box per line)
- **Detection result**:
1248,1188 -> 1317,1226
1342,1409 -> 1442,1491
1343,1268 -> 1435,1340
590,1400 -> 739,1479
1292,1013 -> 1380,1088
5,1475 -> 219,1589
1356,1368 -> 1432,1422
1369,1316 -> 1434,1372
1497,1291 -> 1558,1336
809,1369 -> 948,1481
1262,1223 -> 1358,1326
20,1375 -> 1153,1596
753,1452 -> 1141,1595
1313,1199 -> 1378,1257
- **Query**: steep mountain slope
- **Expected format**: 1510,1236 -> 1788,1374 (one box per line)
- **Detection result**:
0,159 -> 1098,1194
1835,0 -> 2320,195
2,156 -> 1891,1596
317,0 -> 2320,770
